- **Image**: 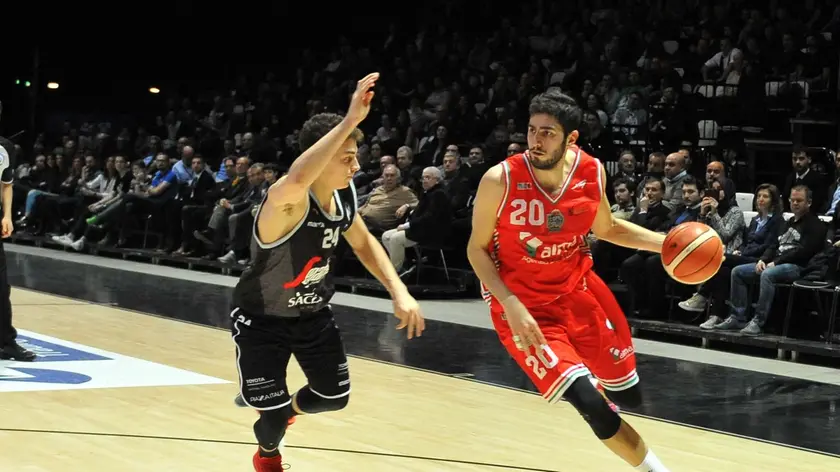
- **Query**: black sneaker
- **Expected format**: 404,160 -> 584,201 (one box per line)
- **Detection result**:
234,393 -> 247,407
0,342 -> 36,361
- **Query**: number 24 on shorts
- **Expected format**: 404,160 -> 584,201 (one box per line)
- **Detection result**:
526,345 -> 559,380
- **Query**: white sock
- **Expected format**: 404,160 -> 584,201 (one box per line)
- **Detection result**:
635,449 -> 669,472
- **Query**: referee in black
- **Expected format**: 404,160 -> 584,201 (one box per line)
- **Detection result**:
0,101 -> 35,361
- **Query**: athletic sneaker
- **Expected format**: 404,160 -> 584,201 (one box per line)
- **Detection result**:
713,316 -> 747,331
252,451 -> 288,471
740,320 -> 762,336
699,315 -> 722,330
678,293 -> 707,312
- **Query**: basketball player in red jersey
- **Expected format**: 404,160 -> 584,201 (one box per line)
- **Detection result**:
468,90 -> 670,472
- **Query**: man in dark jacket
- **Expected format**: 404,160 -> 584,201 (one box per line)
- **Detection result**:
381,167 -> 451,271
720,185 -> 826,335
620,176 -> 704,316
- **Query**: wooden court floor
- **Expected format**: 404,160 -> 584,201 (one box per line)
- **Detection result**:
1,288 -> 838,472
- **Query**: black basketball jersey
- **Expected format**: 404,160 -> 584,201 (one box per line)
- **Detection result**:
232,182 -> 358,318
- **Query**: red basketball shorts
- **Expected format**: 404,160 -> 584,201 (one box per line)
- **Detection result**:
491,271 -> 639,404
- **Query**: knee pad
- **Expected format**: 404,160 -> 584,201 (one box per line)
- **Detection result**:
562,377 -> 621,440
604,385 -> 643,409
253,407 -> 294,450
293,386 -> 350,414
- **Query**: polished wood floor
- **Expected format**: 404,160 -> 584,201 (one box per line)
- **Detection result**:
1,288 -> 837,472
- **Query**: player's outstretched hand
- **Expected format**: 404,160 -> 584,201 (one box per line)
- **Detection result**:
502,296 -> 547,351
345,73 -> 380,126
393,294 -> 425,340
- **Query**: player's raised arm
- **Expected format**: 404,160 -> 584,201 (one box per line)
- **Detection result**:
265,72 -> 379,209
591,163 -> 665,253
343,215 -> 424,339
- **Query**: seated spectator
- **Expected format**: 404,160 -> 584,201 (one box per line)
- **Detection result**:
717,185 -> 826,335
635,152 -> 665,204
823,150 -> 840,215
357,164 -> 418,234
197,163 -> 265,260
620,176 -> 704,316
607,150 -> 641,202
172,155 -> 217,255
381,167 -> 451,272
662,152 -> 689,209
87,153 -> 177,247
593,176 -> 668,281
589,176 -> 636,247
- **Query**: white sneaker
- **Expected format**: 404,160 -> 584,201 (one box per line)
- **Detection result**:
678,293 -> 708,312
52,234 -> 73,246
218,250 -> 237,264
69,236 -> 86,252
699,315 -> 722,330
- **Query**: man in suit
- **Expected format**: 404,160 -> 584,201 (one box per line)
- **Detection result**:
0,101 -> 36,361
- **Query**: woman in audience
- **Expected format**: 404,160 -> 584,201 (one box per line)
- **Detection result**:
678,183 -> 784,328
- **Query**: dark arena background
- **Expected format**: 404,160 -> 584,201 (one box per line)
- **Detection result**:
1,1 -> 840,470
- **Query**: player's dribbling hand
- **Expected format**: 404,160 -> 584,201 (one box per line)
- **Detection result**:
345,73 -> 380,126
392,293 -> 425,340
502,296 -> 547,351
1,217 -> 13,238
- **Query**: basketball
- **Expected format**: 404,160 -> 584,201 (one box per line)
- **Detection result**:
661,222 -> 725,285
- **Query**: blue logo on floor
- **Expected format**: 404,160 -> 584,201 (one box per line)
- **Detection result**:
16,335 -> 111,363
0,336 -> 109,385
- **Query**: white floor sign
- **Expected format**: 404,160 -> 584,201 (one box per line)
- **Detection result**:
0,330 -> 229,392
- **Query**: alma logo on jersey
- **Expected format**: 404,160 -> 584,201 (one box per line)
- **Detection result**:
518,232 -> 583,261
609,346 -> 634,363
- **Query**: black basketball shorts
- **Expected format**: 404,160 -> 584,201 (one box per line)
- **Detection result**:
231,306 -> 350,410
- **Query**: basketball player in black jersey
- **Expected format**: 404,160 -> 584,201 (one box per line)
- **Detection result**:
231,73 -> 425,471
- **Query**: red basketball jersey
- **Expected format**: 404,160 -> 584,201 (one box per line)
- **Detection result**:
482,146 -> 604,309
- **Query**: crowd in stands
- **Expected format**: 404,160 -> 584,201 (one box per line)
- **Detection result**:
5,0 -> 840,342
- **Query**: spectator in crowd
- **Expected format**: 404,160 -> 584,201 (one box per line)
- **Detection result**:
173,155 -> 217,255
823,150 -> 840,215
719,185 -> 826,335
621,176 -> 705,316
357,164 -> 418,234
196,163 -> 265,260
382,167 -> 451,273
784,146 -> 824,211
681,184 -> 785,327
607,150 -> 641,200
662,152 -> 689,209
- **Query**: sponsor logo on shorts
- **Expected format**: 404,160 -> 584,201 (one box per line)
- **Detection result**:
249,390 -> 285,403
609,346 -> 634,363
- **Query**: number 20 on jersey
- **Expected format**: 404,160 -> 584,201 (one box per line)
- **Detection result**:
510,199 -> 545,226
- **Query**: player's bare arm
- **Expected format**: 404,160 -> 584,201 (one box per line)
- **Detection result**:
591,165 -> 665,254
258,72 -> 380,242
343,215 -> 425,339
467,166 -> 547,349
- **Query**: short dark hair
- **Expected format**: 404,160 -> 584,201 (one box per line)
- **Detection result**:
612,176 -> 632,190
682,175 -> 705,191
791,184 -> 813,201
792,144 -> 808,156
263,163 -> 281,174
644,177 -> 665,192
528,90 -> 582,137
299,113 -> 364,152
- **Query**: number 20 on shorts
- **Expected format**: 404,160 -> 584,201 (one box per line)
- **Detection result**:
525,345 -> 559,380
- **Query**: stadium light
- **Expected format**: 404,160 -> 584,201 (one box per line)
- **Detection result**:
47,82 -> 59,90
15,79 -> 20,85
149,87 -> 160,94
24,81 -> 31,87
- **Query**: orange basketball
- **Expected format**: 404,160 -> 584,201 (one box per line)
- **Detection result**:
661,222 -> 724,285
